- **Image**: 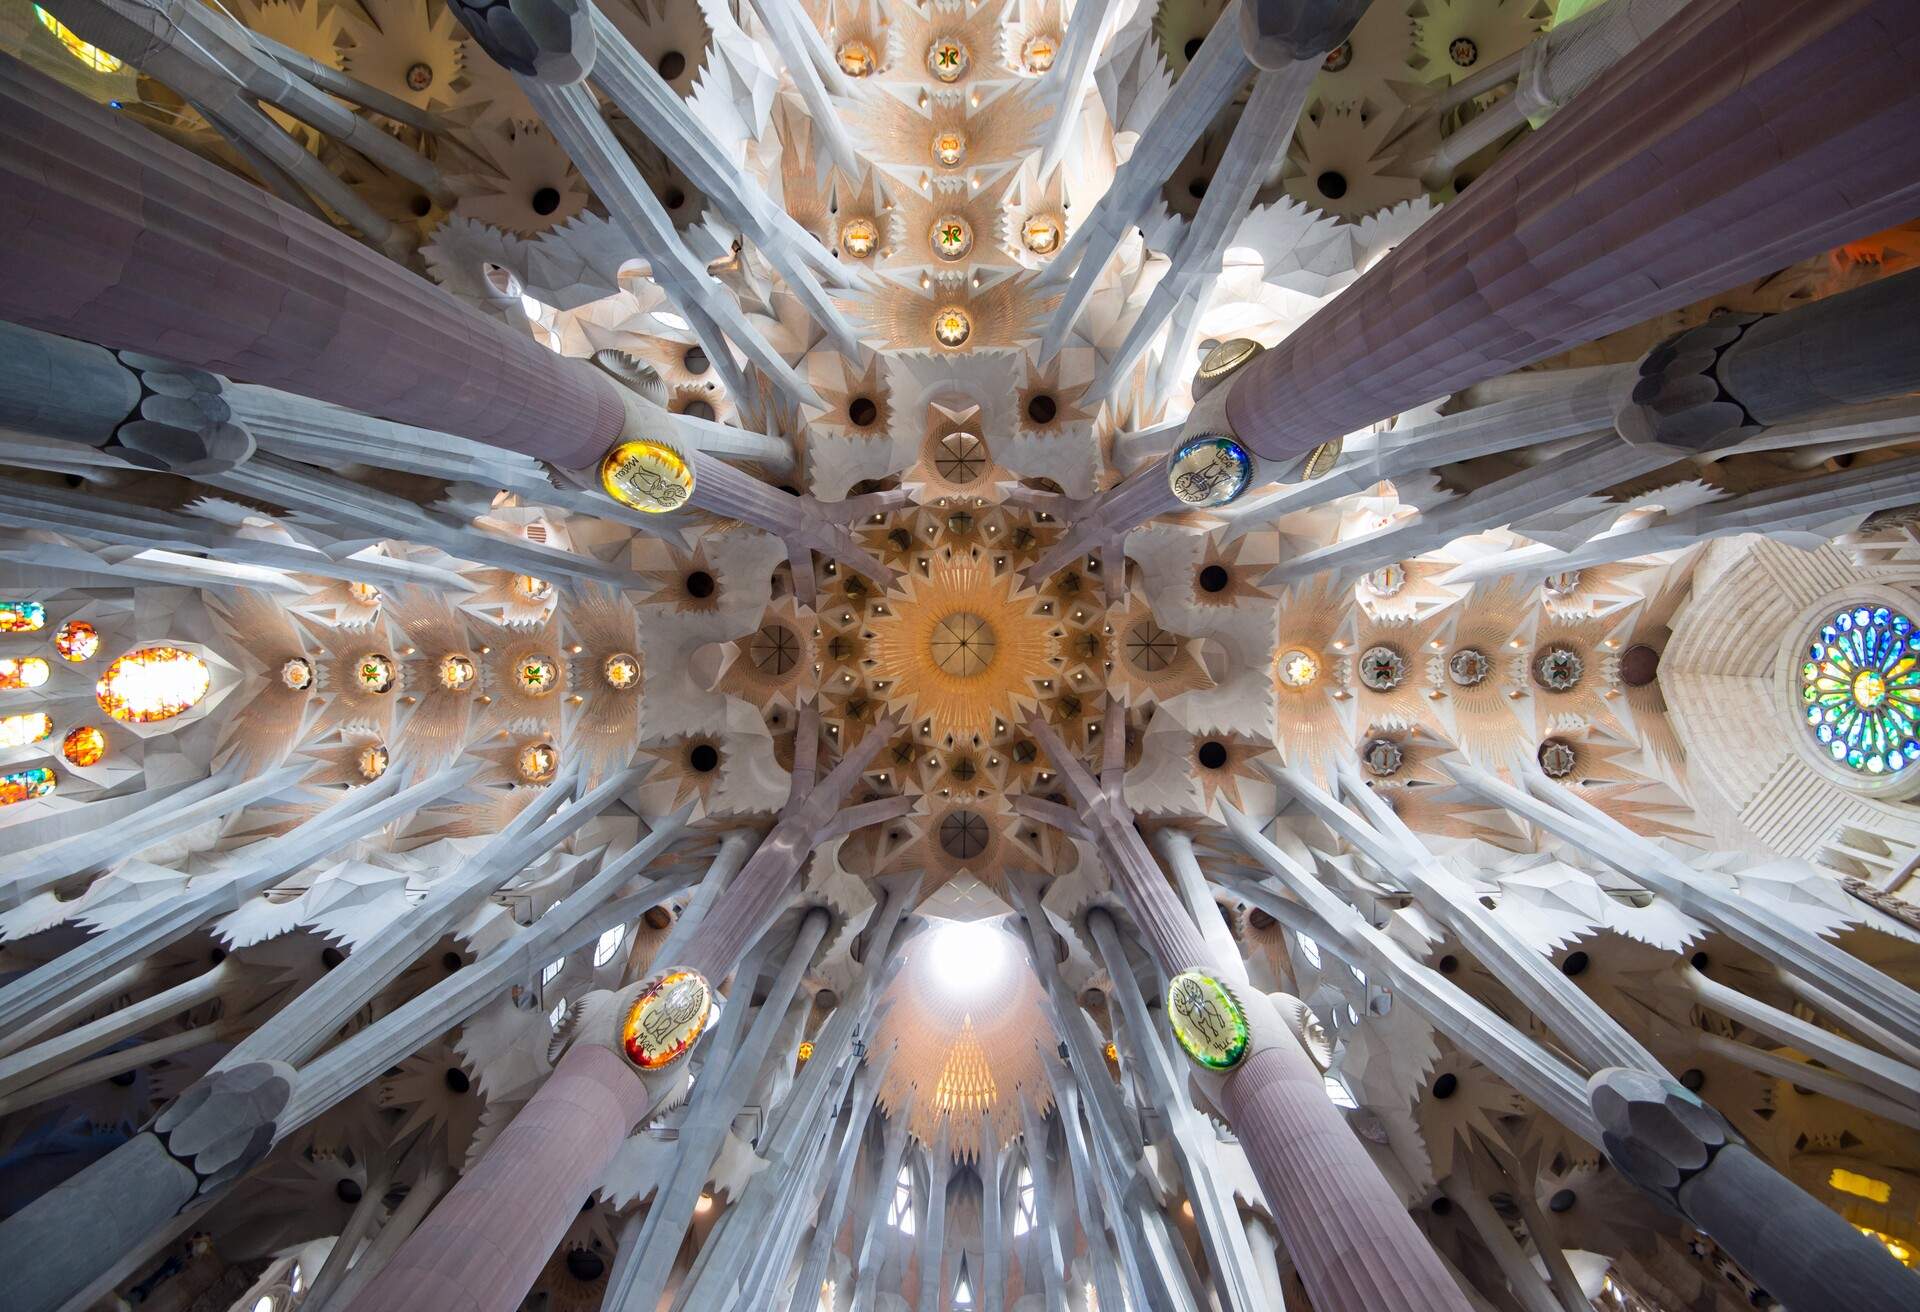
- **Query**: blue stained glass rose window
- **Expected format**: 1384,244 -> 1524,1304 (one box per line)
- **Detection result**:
1800,604 -> 1920,776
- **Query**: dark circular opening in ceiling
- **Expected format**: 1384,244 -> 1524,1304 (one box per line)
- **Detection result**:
1183,37 -> 1201,60
1199,564 -> 1230,593
665,188 -> 687,210
1027,395 -> 1057,424
683,400 -> 716,421
1438,954 -> 1459,974
849,396 -> 879,426
1690,951 -> 1710,972
685,570 -> 716,598
1317,171 -> 1348,200
1562,950 -> 1590,977
568,1249 -> 607,1282
1621,643 -> 1661,686
322,946 -> 345,969
1188,178 -> 1208,200
1549,1189 -> 1577,1213
683,345 -> 709,375
1197,741 -> 1229,770
531,187 -> 561,216
1680,1067 -> 1706,1091
444,1067 -> 471,1093
337,1178 -> 363,1204
690,744 -> 720,773
939,809 -> 990,859
657,50 -> 687,80
409,195 -> 432,218
1431,1072 -> 1458,1099
442,951 -> 463,972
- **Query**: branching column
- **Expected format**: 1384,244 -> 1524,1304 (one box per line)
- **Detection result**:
0,60 -> 623,466
351,1045 -> 645,1312
1221,0 -> 1920,461
1025,714 -> 1468,1312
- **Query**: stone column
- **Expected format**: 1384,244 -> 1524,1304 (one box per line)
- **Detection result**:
350,1045 -> 647,1312
786,1068 -> 887,1312
1617,265 -> 1920,451
0,320 -> 139,445
977,1112 -> 1005,1312
850,1112 -> 914,1312
0,58 -> 624,467
676,719 -> 899,984
1590,1069 -> 1920,1312
1220,0 -> 1920,462
608,909 -> 832,1312
916,1119 -> 952,1312
1242,1213 -> 1287,1311
1024,713 -> 1470,1312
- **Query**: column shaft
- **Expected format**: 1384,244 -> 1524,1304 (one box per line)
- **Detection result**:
1223,0 -> 1920,460
349,1045 -> 650,1312
1679,1143 -> 1920,1312
0,59 -> 624,466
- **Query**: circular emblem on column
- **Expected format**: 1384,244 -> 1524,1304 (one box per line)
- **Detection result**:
600,439 -> 693,513
1168,435 -> 1254,508
1166,970 -> 1249,1071
1196,338 -> 1262,383
1299,438 -> 1342,481
621,969 -> 715,1070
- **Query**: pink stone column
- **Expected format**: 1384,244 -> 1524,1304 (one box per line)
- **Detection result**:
1224,0 -> 1920,461
0,59 -> 624,468
348,1044 -> 650,1312
1217,1037 -> 1468,1312
1025,716 -> 1469,1311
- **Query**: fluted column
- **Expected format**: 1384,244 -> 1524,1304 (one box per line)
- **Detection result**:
0,59 -> 624,467
916,1119 -> 952,1312
349,1045 -> 649,1312
1024,714 -> 1468,1312
786,1067 -> 887,1312
1222,0 -> 1920,462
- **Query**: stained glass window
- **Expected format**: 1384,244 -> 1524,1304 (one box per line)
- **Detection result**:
62,725 -> 105,766
0,601 -> 45,633
1800,604 -> 1920,776
54,620 -> 99,660
0,765 -> 56,806
0,712 -> 54,748
34,8 -> 123,72
96,647 -> 210,723
0,657 -> 51,690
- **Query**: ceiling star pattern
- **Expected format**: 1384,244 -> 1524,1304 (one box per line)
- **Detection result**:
4,1 -> 1920,1311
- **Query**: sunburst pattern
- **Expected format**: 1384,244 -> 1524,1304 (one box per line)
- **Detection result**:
866,553 -> 1061,743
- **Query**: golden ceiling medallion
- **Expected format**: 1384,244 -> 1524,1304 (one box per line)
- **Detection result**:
930,612 -> 997,677
932,215 -> 973,261
927,36 -> 968,82
1021,214 -> 1063,255
932,307 -> 973,348
600,439 -> 693,513
839,218 -> 879,258
931,130 -> 968,169
621,969 -> 715,1070
866,558 -> 1059,741
1300,438 -> 1343,481
1197,338 -> 1262,382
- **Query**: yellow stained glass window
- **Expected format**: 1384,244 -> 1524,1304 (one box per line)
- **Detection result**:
1831,1168 -> 1892,1204
35,8 -> 123,73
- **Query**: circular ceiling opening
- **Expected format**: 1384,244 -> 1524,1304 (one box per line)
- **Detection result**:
938,809 -> 990,860
930,612 -> 996,677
